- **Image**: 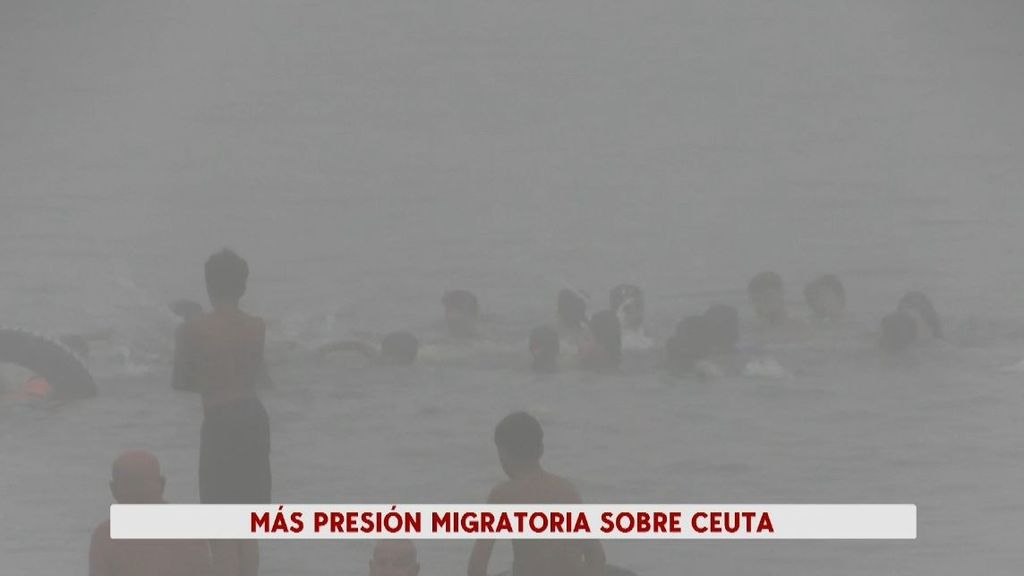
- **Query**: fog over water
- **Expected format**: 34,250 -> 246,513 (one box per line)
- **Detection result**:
1,1 -> 1023,574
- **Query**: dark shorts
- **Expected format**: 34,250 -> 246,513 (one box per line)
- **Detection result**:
200,396 -> 271,504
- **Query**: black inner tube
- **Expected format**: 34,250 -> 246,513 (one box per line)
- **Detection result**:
0,328 -> 97,399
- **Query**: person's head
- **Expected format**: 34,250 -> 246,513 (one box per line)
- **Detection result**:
529,325 -> 560,373
442,290 -> 479,338
666,315 -> 714,375
703,304 -> 739,355
380,332 -> 419,365
557,289 -> 588,331
897,291 -> 942,339
748,271 -> 786,324
584,310 -> 622,371
109,450 -> 165,504
880,312 -> 918,355
494,411 -> 543,477
804,275 -> 846,321
24,376 -> 53,398
205,249 -> 249,308
610,284 -> 645,330
369,540 -> 419,576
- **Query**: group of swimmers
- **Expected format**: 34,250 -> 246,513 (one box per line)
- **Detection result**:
85,248 -> 948,576
311,267 -> 943,380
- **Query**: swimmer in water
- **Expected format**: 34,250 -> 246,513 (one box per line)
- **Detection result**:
665,315 -> 714,377
468,412 -> 605,576
804,275 -> 846,323
704,305 -> 740,355
316,331 -> 419,365
880,311 -> 919,355
529,325 -> 560,373
748,271 -> 787,326
667,305 -> 786,379
0,373 -> 53,403
897,291 -> 942,340
556,289 -> 589,347
173,249 -> 269,576
747,271 -> 811,346
580,310 -> 622,372
369,540 -> 419,576
90,450 -> 211,576
610,284 -> 653,351
443,290 -> 480,339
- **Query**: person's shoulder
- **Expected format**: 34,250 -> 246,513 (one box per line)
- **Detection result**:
91,518 -> 111,539
240,312 -> 266,332
89,518 -> 112,554
546,472 -> 583,502
185,312 -> 218,334
487,480 -> 515,503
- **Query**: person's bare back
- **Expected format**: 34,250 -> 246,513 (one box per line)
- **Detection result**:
490,469 -> 596,576
468,412 -> 604,576
175,309 -> 266,411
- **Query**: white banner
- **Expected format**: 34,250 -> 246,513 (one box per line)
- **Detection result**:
110,504 -> 916,540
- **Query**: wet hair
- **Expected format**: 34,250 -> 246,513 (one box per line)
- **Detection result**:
557,289 -> 588,329
380,332 -> 419,365
610,284 -> 644,313
442,290 -> 479,317
494,411 -> 543,463
897,291 -> 942,339
803,275 -> 845,316
666,315 -> 714,375
748,271 -> 783,296
205,249 -> 249,304
703,304 -> 739,355
588,310 -> 622,368
529,325 -> 560,373
880,312 -> 918,354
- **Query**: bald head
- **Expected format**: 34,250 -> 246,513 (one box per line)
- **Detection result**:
110,450 -> 165,504
370,540 -> 419,576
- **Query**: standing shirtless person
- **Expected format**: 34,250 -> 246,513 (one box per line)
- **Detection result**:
468,412 -> 605,576
174,249 -> 270,576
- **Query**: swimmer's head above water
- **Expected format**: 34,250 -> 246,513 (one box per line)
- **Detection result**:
370,539 -> 419,576
897,291 -> 942,340
380,332 -> 419,365
109,450 -> 165,505
665,314 -> 714,375
804,274 -> 845,322
610,284 -> 645,330
494,411 -> 543,477
442,290 -> 479,338
557,289 -> 588,332
748,271 -> 786,325
529,325 -> 560,373
205,249 -> 249,309
582,310 -> 622,372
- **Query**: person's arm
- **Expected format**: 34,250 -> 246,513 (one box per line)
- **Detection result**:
468,486 -> 504,576
580,540 -> 606,576
568,484 -> 605,576
89,523 -> 112,576
187,540 -> 214,576
172,323 -> 199,392
467,538 -> 495,576
254,320 -> 274,388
